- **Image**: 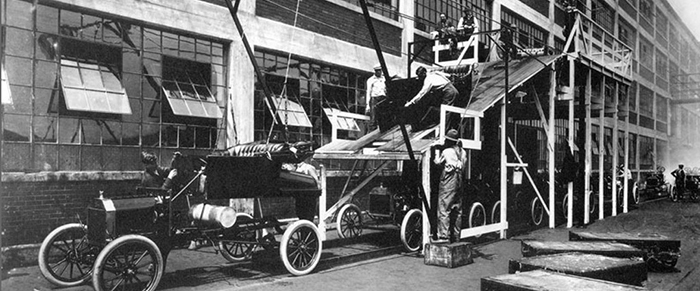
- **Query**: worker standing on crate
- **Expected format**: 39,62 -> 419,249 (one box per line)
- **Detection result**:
433,129 -> 467,244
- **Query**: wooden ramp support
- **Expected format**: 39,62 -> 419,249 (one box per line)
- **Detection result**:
481,269 -> 646,291
508,253 -> 647,286
424,242 -> 473,268
569,231 -> 681,272
521,240 -> 646,258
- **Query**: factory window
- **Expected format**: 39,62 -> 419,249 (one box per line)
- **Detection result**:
1,0 -> 226,172
254,50 -> 369,146
340,0 -> 399,20
502,8 -> 547,49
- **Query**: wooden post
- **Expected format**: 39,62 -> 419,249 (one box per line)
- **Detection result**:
567,56 -> 575,228
548,63 -> 556,228
584,69 -> 592,224
612,82 -> 619,216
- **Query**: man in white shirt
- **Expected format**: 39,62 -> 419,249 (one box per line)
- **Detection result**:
404,66 -> 458,108
366,64 -> 386,128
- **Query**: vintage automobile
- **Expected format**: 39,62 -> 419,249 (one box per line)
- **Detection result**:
38,142 -> 324,291
638,167 -> 672,199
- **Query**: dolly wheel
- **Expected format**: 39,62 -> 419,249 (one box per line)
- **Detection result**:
337,204 -> 363,239
92,235 -> 164,291
400,209 -> 423,252
280,220 -> 322,276
38,223 -> 96,287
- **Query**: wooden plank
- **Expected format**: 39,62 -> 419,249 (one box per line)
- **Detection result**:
481,269 -> 646,291
569,231 -> 681,271
424,242 -> 473,268
569,231 -> 680,251
521,240 -> 646,258
508,253 -> 647,286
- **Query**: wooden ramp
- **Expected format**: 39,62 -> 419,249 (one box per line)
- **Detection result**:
521,240 -> 645,258
569,231 -> 680,271
481,269 -> 646,291
508,253 -> 647,286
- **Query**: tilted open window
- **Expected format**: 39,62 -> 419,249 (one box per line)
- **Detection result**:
272,96 -> 312,127
161,56 -> 222,119
60,59 -> 131,114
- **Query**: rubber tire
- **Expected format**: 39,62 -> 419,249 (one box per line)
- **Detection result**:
491,201 -> 501,224
280,220 -> 322,276
530,197 -> 544,226
92,235 -> 164,291
400,209 -> 423,252
562,194 -> 570,219
38,223 -> 94,287
219,213 -> 257,262
336,204 -> 363,239
631,182 -> 640,205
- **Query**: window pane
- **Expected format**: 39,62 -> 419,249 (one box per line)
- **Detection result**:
59,145 -> 80,170
80,64 -> 105,90
34,116 -> 57,142
36,5 -> 59,33
2,143 -> 31,172
122,122 -> 139,145
33,144 -> 58,171
185,99 -> 207,117
61,62 -> 83,88
6,56 -> 33,86
6,0 -> 33,29
142,123 -> 159,146
82,119 -> 101,144
6,27 -> 34,58
35,60 -> 59,89
3,114 -> 31,141
59,117 -> 80,144
4,85 -> 30,114
85,90 -> 111,112
63,88 -> 91,111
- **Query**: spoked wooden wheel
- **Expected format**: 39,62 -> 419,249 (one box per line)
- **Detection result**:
531,197 -> 544,226
337,204 -> 363,239
400,209 -> 423,252
219,213 -> 257,262
280,220 -> 322,276
631,182 -> 640,205
491,201 -> 501,224
92,235 -> 164,291
38,223 -> 96,287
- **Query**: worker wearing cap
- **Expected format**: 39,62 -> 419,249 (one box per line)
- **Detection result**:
671,163 -> 686,201
433,128 -> 467,244
365,63 -> 386,129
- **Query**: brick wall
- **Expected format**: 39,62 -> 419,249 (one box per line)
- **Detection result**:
2,178 -> 140,246
257,0 -> 402,56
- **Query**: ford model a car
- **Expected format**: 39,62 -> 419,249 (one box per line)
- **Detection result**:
38,142 -> 323,291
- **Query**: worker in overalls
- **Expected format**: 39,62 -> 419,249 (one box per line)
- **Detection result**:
433,129 -> 467,243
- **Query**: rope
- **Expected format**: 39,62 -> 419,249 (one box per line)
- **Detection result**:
267,0 -> 302,144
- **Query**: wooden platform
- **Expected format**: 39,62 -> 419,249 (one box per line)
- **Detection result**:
481,269 -> 646,291
521,240 -> 646,258
424,242 -> 473,268
508,253 -> 647,286
569,230 -> 680,271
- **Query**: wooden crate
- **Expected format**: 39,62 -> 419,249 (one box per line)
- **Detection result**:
482,269 -> 646,291
508,253 -> 647,286
521,240 -> 645,258
569,230 -> 680,271
424,242 -> 473,268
